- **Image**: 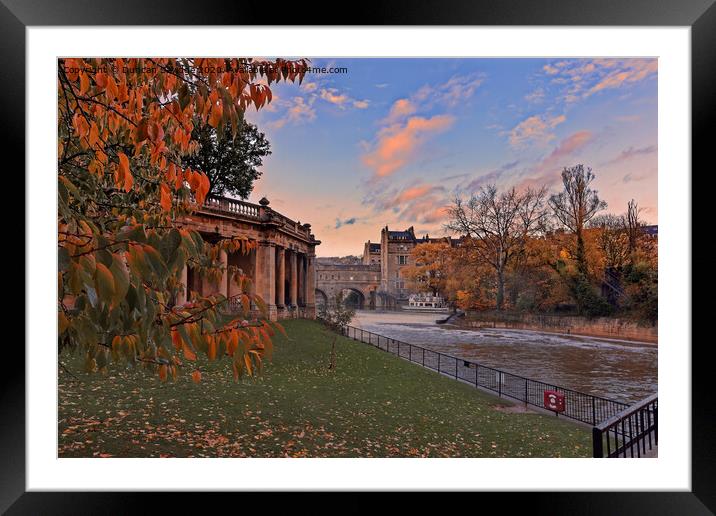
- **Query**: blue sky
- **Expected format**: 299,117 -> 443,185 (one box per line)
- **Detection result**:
244,58 -> 657,257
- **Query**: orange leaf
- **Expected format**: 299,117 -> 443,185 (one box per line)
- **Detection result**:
117,152 -> 132,191
171,328 -> 182,351
191,370 -> 202,384
147,121 -> 164,143
79,72 -> 90,95
160,183 -> 172,212
207,338 -> 217,361
182,341 -> 197,361
159,364 -> 168,382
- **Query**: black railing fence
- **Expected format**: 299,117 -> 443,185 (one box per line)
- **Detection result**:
592,393 -> 658,458
341,325 -> 630,427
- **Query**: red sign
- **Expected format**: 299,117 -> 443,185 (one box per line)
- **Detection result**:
544,390 -> 565,412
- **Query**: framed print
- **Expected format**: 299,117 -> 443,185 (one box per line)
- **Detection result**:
5,0 -> 712,512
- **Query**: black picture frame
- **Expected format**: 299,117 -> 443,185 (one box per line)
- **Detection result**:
5,0 -> 711,512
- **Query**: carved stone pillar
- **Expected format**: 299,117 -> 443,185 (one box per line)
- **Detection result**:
219,249 -> 229,298
305,253 -> 316,318
255,242 -> 277,320
276,247 -> 286,308
290,250 -> 298,307
297,254 -> 305,307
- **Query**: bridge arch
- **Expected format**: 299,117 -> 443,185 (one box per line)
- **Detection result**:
315,288 -> 329,310
339,287 -> 366,309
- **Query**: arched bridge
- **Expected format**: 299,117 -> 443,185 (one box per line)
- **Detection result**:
315,263 -> 387,309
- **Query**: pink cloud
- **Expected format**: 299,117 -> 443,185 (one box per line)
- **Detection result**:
518,130 -> 594,189
509,114 -> 566,147
362,115 -> 455,178
320,88 -> 349,106
587,59 -> 657,96
383,98 -> 417,123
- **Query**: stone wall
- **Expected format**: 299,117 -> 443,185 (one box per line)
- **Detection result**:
459,313 -> 657,344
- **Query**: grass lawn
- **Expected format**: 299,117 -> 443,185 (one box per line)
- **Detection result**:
58,319 -> 592,457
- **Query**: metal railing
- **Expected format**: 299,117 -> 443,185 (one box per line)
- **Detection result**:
341,325 -> 630,427
592,393 -> 658,458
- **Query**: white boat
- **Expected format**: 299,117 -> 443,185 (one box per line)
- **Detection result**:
403,294 -> 449,312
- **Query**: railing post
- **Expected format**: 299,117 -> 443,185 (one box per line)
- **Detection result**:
592,427 -> 604,458
438,353 -> 441,372
498,371 -> 502,397
592,397 -> 597,426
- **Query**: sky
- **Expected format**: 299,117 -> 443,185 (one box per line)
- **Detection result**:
243,58 -> 658,257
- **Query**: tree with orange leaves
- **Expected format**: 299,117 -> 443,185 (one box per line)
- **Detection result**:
58,57 -> 310,382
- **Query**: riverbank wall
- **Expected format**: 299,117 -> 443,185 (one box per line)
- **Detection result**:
458,313 -> 657,344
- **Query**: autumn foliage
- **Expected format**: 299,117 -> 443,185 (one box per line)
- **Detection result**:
58,58 -> 310,381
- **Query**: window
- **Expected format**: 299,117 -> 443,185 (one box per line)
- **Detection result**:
398,255 -> 408,265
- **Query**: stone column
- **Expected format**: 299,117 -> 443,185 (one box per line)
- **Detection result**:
227,252 -> 243,309
290,250 -> 298,307
276,247 -> 286,307
305,253 -> 316,318
177,264 -> 188,306
219,249 -> 229,298
255,242 -> 277,320
297,254 -> 305,306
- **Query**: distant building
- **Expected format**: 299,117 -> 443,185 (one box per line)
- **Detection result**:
316,225 -> 460,308
643,225 -> 658,237
374,226 -> 460,302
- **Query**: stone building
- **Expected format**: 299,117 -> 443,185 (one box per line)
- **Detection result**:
316,225 -> 459,308
176,195 -> 320,321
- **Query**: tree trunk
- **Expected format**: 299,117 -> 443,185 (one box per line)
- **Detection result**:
496,269 -> 505,311
576,232 -> 588,277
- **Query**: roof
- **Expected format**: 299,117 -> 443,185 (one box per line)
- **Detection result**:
387,226 -> 416,241
643,225 -> 658,236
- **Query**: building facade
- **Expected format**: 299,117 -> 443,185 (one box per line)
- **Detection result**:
176,195 -> 320,321
316,225 -> 459,307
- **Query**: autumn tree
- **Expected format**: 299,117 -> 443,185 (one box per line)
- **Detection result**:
549,165 -> 607,276
589,213 -> 630,271
58,57 -> 309,382
446,185 -> 548,310
625,198 -> 645,259
182,116 -> 270,199
403,242 -> 451,297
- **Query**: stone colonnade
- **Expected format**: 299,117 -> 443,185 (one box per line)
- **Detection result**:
175,244 -> 316,321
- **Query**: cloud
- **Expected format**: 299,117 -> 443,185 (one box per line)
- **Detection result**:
361,73 -> 483,179
372,184 -> 446,210
318,87 -> 370,111
365,182 -> 451,226
509,114 -> 566,147
517,130 -> 594,189
464,160 -> 520,191
382,98 -> 417,124
540,58 -> 657,105
413,73 -> 485,108
335,217 -> 357,229
320,88 -> 349,106
587,59 -> 658,96
270,96 -> 316,129
601,145 -> 657,167
362,115 -> 455,178
524,88 -> 546,104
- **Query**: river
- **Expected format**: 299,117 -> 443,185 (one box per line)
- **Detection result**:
350,310 -> 657,404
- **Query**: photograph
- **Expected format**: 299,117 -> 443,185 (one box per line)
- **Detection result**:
57,56 -> 659,459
